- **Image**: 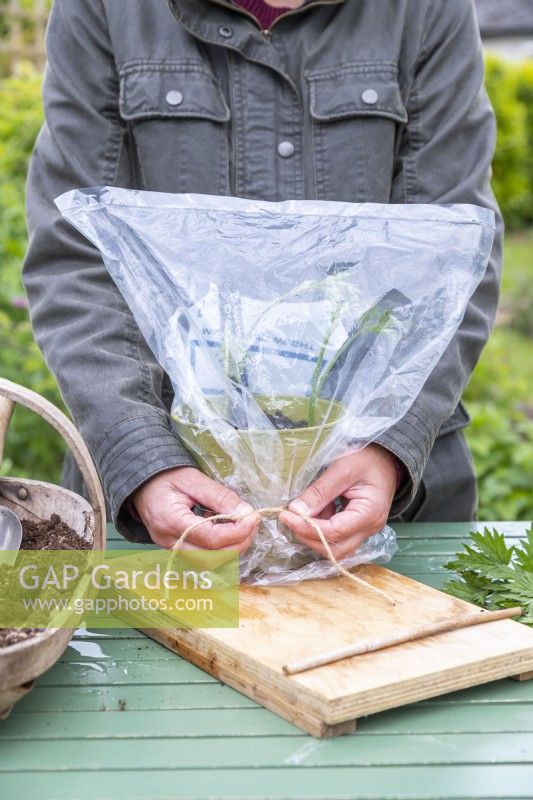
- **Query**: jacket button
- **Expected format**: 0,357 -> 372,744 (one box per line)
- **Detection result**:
218,25 -> 233,38
277,141 -> 295,158
166,90 -> 183,106
361,88 -> 379,105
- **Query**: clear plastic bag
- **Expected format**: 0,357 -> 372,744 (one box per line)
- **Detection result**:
56,189 -> 495,585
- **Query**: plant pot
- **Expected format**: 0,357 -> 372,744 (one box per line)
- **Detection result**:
0,379 -> 106,718
174,395 -> 344,496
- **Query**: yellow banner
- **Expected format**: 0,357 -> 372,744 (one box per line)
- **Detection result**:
0,549 -> 239,629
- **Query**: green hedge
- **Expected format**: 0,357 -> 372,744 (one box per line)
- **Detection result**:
486,55 -> 533,229
0,58 -> 532,519
0,67 -> 67,481
0,0 -> 53,77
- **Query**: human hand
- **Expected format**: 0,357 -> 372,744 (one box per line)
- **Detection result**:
278,445 -> 398,560
132,467 -> 259,553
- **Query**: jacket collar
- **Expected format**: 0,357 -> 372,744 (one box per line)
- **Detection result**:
170,0 -> 343,37
167,0 -> 343,93
168,0 -> 286,64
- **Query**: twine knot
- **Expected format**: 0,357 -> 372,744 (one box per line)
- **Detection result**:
172,506 -> 396,605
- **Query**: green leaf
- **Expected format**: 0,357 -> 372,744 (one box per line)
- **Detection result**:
507,571 -> 533,604
444,550 -> 514,582
469,528 -> 515,566
519,602 -> 533,626
444,526 -> 533,627
515,526 -> 533,573
442,579 -> 477,604
446,569 -> 492,606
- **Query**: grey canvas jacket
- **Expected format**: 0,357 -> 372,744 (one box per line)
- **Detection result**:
23,0 -> 502,542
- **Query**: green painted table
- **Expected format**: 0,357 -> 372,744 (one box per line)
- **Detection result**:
2,522 -> 533,800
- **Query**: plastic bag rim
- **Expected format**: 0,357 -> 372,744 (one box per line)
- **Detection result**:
55,187 -> 496,232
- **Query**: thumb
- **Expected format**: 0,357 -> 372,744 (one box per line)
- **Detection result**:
172,469 -> 254,518
288,461 -> 354,517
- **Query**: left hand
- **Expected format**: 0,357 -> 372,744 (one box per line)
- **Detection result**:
278,444 -> 398,560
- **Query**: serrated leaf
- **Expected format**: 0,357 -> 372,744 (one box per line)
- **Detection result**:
446,552 -> 513,581
516,601 -> 533,626
444,526 -> 533,627
515,526 -> 533,573
469,528 -> 514,566
459,569 -> 493,591
506,571 -> 533,604
445,548 -> 496,573
491,592 -> 522,610
445,572 -> 491,606
519,611 -> 533,627
443,579 -> 479,604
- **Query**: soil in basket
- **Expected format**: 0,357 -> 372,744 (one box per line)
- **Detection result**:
0,514 -> 89,648
21,514 -> 91,551
0,628 -> 41,647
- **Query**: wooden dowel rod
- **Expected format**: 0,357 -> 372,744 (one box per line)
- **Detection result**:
282,606 -> 523,675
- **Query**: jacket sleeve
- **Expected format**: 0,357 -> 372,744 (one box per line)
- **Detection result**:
23,0 -> 195,542
377,0 -> 503,516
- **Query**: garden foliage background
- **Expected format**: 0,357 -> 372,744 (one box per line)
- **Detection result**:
1,55 -> 532,520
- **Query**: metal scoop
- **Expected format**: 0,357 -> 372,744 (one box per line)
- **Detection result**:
0,505 -> 22,565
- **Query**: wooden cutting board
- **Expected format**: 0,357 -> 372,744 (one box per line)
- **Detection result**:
143,565 -> 533,737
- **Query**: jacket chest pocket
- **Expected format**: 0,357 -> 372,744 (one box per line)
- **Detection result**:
119,63 -> 231,195
307,64 -> 408,202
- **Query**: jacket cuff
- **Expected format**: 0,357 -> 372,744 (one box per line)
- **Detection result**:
94,411 -> 196,543
375,399 -> 439,518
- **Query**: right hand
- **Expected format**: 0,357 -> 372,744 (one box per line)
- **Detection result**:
132,467 -> 259,553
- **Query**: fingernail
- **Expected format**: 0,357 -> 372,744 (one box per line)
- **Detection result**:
290,499 -> 310,515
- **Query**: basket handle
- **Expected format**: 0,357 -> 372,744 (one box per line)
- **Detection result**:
0,378 -> 106,549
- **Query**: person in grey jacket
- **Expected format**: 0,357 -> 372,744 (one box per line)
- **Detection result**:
23,0 -> 502,559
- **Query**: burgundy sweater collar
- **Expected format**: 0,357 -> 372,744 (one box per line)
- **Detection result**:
231,0 -> 302,30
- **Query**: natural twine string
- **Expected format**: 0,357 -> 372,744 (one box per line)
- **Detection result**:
172,506 -> 396,606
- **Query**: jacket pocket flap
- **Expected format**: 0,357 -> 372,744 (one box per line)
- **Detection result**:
119,63 -> 230,123
307,64 -> 407,124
